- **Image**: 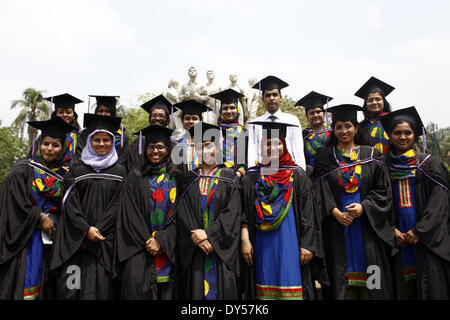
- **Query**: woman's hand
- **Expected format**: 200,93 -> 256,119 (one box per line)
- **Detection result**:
241,238 -> 254,266
395,228 -> 408,247
300,248 -> 314,266
191,229 -> 208,246
404,230 -> 419,246
146,237 -> 162,256
86,227 -> 105,242
346,203 -> 364,218
198,239 -> 214,255
41,215 -> 55,239
331,208 -> 354,226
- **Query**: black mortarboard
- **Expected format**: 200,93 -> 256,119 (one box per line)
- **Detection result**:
188,122 -> 221,142
174,100 -> 212,116
140,94 -> 172,115
210,88 -> 245,105
354,76 -> 395,100
45,93 -> 83,110
380,106 -> 425,136
134,124 -> 174,144
90,95 -> 119,113
252,75 -> 289,92
249,121 -> 298,139
28,116 -> 76,141
326,104 -> 364,123
295,91 -> 333,112
83,113 -> 121,133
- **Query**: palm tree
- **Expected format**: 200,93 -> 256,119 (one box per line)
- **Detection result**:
10,88 -> 50,152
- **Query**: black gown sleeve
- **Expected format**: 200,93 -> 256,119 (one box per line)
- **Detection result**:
0,163 -> 42,264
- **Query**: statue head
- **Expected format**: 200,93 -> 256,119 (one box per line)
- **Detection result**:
248,77 -> 258,87
229,73 -> 238,82
168,79 -> 179,89
206,70 -> 215,80
188,67 -> 197,78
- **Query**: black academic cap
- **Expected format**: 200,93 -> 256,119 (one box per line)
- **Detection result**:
173,100 -> 212,116
354,76 -> 395,99
326,104 -> 364,123
252,75 -> 289,92
188,122 -> 221,142
83,113 -> 121,133
380,106 -> 425,136
294,91 -> 333,112
90,95 -> 119,111
210,88 -> 245,105
249,121 -> 298,139
140,94 -> 172,115
45,93 -> 83,110
28,116 -> 77,141
134,124 -> 174,144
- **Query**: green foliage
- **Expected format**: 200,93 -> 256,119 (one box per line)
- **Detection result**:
0,127 -> 27,186
117,92 -> 155,142
10,88 -> 50,152
420,125 -> 450,172
256,95 -> 308,129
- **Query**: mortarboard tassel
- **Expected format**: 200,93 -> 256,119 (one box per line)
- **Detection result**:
120,124 -> 124,148
170,105 -> 175,126
87,96 -> 91,114
138,131 -> 143,155
325,98 -> 330,129
31,131 -> 37,156
422,127 -> 427,152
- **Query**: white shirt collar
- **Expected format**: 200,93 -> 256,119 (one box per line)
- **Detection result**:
263,108 -> 283,119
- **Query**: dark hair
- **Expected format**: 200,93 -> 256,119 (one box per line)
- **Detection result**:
326,118 -> 370,147
362,89 -> 392,116
51,109 -> 81,131
140,140 -> 178,177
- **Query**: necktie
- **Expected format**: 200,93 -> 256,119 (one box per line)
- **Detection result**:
268,115 -> 276,123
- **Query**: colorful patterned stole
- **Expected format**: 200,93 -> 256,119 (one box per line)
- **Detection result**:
303,128 -> 332,166
390,149 -> 417,281
149,164 -> 177,283
199,166 -> 222,300
367,113 -> 389,155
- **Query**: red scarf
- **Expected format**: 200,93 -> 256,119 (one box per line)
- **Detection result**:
260,137 -> 297,186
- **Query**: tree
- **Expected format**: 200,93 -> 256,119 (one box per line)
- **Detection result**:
117,92 -> 156,142
0,126 -> 27,186
10,88 -> 50,152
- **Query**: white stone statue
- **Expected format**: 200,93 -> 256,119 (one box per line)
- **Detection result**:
227,73 -> 246,126
198,70 -> 222,124
178,66 -> 203,103
245,77 -> 260,127
164,78 -> 182,131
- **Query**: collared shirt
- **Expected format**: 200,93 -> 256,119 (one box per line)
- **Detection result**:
247,109 -> 306,169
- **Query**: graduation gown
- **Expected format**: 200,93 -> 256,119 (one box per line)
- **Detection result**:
50,161 -> 126,300
114,167 -> 178,300
76,127 -> 130,171
175,167 -> 241,300
392,153 -> 450,299
241,167 -> 328,300
0,161 -> 64,299
313,146 -> 397,300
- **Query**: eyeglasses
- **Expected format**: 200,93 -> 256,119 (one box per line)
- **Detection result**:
147,145 -> 168,151
150,114 -> 167,119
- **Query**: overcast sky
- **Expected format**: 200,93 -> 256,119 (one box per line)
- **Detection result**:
1,0 -> 449,129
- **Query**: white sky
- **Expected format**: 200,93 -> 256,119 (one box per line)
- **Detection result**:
1,0 -> 449,129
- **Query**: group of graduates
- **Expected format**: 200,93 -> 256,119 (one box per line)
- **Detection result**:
0,75 -> 448,301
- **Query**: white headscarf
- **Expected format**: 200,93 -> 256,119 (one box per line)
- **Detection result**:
81,129 -> 118,172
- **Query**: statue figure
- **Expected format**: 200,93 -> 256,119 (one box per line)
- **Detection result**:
227,73 -> 246,126
178,67 -> 203,103
198,70 -> 222,124
164,79 -> 182,131
245,77 -> 260,127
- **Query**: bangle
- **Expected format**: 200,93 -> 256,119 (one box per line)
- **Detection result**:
39,212 -> 46,224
